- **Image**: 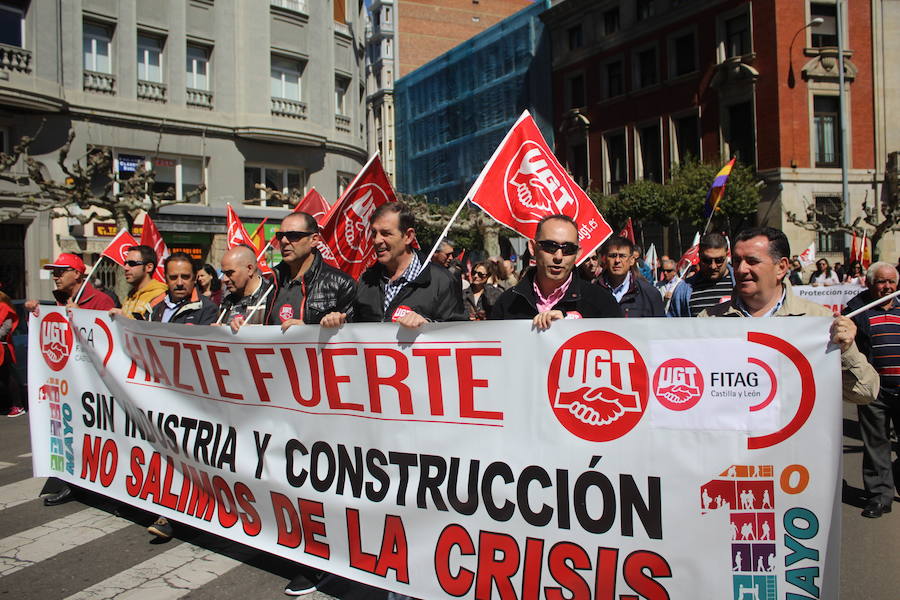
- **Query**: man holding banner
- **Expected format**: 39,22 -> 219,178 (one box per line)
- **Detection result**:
217,245 -> 275,331
115,246 -> 167,319
701,227 -> 878,405
24,253 -> 116,316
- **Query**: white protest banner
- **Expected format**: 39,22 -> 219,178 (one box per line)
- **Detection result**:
793,283 -> 865,314
29,309 -> 842,599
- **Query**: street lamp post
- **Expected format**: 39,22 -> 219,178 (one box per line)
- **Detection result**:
836,0 -> 851,236
787,17 -> 824,89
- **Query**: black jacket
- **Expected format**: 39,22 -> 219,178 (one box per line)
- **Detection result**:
218,276 -> 275,325
150,289 -> 219,325
490,269 -> 622,320
463,283 -> 503,320
354,252 -> 467,323
270,251 -> 357,325
597,272 -> 665,317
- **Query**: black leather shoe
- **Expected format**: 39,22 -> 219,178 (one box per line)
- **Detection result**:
861,498 -> 892,518
43,485 -> 73,506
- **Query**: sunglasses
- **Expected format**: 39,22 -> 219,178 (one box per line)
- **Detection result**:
472,271 -> 488,278
124,260 -> 146,267
700,255 -> 727,265
536,240 -> 579,256
663,268 -> 675,273
50,268 -> 75,277
275,230 -> 315,243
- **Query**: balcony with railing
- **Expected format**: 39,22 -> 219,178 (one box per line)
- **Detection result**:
271,97 -> 307,119
137,80 -> 167,102
271,0 -> 307,14
186,88 -> 213,109
335,21 -> 351,37
335,114 -> 351,132
83,70 -> 116,94
0,44 -> 31,73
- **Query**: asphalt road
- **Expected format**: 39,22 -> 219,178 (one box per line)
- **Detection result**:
0,403 -> 897,599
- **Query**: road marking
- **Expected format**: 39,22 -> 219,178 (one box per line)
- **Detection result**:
17,453 -> 32,458
62,542 -> 242,600
0,477 -> 46,510
0,461 -> 14,470
0,506 -> 129,577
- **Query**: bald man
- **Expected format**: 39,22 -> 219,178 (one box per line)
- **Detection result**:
218,244 -> 274,332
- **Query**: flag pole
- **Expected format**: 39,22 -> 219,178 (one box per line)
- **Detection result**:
73,257 -> 105,304
236,284 -> 276,331
423,198 -> 469,266
846,289 -> 900,318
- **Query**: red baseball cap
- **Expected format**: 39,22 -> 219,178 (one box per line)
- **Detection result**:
44,253 -> 86,273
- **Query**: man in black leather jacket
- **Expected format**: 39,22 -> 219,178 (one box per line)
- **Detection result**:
268,211 -> 356,329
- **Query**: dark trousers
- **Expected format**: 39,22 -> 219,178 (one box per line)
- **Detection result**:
0,358 -> 22,412
858,388 -> 900,503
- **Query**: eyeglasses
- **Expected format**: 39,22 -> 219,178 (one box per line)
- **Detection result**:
275,230 -> 315,243
700,255 -> 727,265
663,268 -> 675,273
472,271 -> 488,278
124,260 -> 146,267
536,240 -> 579,256
50,268 -> 75,277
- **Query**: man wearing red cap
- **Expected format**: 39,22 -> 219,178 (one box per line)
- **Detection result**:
25,253 -> 116,314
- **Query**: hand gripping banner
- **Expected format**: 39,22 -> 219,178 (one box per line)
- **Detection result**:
29,310 -> 842,599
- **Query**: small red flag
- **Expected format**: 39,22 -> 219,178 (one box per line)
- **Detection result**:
226,204 -> 273,279
101,229 -> 139,267
293,188 -> 331,224
318,155 -> 396,280
618,218 -> 635,244
467,111 -> 612,264
139,214 -> 169,282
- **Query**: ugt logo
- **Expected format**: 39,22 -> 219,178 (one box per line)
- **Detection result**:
653,358 -> 704,411
336,185 -> 388,264
40,312 -> 73,372
504,142 -> 579,225
547,331 -> 649,442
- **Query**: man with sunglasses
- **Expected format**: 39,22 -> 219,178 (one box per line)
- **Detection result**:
656,258 -> 681,301
25,253 -> 116,316
491,214 -> 621,328
112,245 -> 167,320
596,236 -> 664,317
218,244 -> 274,331
269,212 -> 356,331
668,233 -> 734,317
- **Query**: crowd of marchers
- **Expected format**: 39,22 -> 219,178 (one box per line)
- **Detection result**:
3,202 -> 899,596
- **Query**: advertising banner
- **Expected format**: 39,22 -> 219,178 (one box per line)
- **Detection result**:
793,284 -> 865,314
29,309 -> 842,599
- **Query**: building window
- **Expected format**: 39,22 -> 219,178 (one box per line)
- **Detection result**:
673,114 -> 700,163
605,132 -> 627,194
0,3 -> 24,47
137,34 -> 163,83
271,55 -> 302,100
244,166 -> 305,208
335,76 -> 348,115
638,123 -> 662,182
384,7 -> 392,23
810,3 -> 838,48
815,196 -> 843,252
113,153 -> 205,203
83,22 -> 112,73
568,142 -> 588,188
813,95 -> 841,167
186,44 -> 209,90
605,60 -> 623,98
637,0 -> 655,20
603,7 -> 619,35
337,172 -> 353,197
567,25 -> 583,50
636,47 -> 657,88
725,102 -> 755,167
672,32 -> 696,77
724,13 -> 751,58
567,73 -> 585,109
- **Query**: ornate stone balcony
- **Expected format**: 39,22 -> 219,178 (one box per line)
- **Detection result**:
137,80 -> 167,102
335,114 -> 351,132
0,44 -> 31,73
271,97 -> 307,119
83,70 -> 116,94
186,88 -> 213,109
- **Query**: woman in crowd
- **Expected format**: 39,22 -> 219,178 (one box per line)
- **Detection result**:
0,291 -> 23,417
196,263 -> 223,305
809,258 -> 840,286
844,261 -> 866,286
788,259 -> 804,286
463,261 -> 502,320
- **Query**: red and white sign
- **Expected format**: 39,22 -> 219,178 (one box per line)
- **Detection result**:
139,214 -> 169,283
319,155 -> 396,280
293,187 -> 331,224
653,358 -> 703,411
39,312 -> 73,371
100,229 -> 139,267
467,111 -> 613,264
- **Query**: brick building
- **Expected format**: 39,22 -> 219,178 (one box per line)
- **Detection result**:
542,0 -> 898,261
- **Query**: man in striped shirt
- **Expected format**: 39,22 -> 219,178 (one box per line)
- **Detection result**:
849,262 -> 900,518
667,233 -> 734,317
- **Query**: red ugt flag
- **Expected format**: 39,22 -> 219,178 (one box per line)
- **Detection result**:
467,111 -> 613,264
618,217 -> 635,244
140,214 -> 169,282
101,229 -> 139,267
226,204 -> 273,279
293,188 -> 331,225
318,155 -> 395,280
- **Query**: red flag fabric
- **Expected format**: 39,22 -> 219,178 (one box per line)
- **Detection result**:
618,218 -> 635,244
850,232 -> 859,264
101,229 -> 139,267
293,188 -> 331,224
467,111 -> 612,264
139,214 -> 169,282
862,231 -> 871,268
676,244 -> 700,273
318,155 -> 396,280
226,205 -> 273,279
248,218 -> 269,254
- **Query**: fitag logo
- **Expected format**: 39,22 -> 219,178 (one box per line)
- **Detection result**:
547,331 -> 649,442
653,358 -> 704,411
40,312 -> 73,371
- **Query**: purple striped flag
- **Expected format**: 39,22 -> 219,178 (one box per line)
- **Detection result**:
703,158 -> 737,218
